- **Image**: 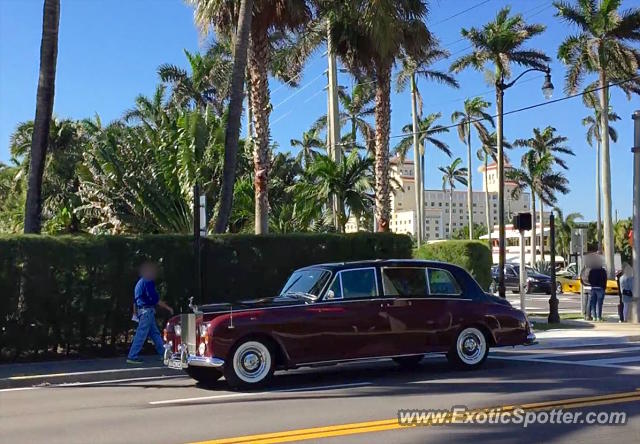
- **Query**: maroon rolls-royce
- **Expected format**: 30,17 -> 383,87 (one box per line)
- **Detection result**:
163,260 -> 535,388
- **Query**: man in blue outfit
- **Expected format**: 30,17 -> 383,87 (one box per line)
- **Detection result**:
127,262 -> 174,364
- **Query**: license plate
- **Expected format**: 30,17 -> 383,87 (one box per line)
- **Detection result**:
167,359 -> 184,370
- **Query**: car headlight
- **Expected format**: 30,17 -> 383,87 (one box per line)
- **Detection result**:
199,323 -> 209,337
198,342 -> 206,356
174,324 -> 181,337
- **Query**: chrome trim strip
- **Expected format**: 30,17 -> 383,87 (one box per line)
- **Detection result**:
187,356 -> 225,368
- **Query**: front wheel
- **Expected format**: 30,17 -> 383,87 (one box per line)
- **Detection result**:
185,366 -> 222,385
224,339 -> 275,389
447,327 -> 489,370
556,282 -> 563,295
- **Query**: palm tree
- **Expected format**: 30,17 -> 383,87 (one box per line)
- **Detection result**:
581,98 -> 621,251
395,40 -> 459,244
215,0 -> 252,234
188,0 -> 313,234
158,46 -> 232,114
394,113 -> 452,162
513,126 -> 574,263
508,152 -> 570,264
439,158 -> 468,239
290,129 -> 324,168
554,208 -> 583,263
451,97 -> 494,240
24,0 -> 60,233
477,131 -> 511,246
296,152 -> 374,233
451,6 -> 549,294
313,80 -> 375,154
554,0 -> 640,276
326,0 -> 432,232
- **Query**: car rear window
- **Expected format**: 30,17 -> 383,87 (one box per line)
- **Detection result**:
427,268 -> 462,295
382,267 -> 428,297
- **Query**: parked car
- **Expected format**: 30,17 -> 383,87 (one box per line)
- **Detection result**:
490,264 -> 555,294
163,260 -> 535,388
557,263 -> 618,295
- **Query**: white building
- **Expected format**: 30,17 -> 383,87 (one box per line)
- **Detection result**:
384,157 -> 547,239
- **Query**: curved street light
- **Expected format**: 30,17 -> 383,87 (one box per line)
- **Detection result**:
494,66 -> 553,299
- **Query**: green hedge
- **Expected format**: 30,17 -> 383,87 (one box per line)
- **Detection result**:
414,240 -> 492,290
0,233 -> 411,361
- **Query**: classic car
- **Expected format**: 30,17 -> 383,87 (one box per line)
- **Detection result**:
490,264 -> 556,294
557,263 -> 619,295
163,260 -> 535,388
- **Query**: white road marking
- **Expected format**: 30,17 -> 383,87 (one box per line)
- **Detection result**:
3,366 -> 166,381
0,374 -> 186,393
148,382 -> 372,405
410,378 -> 558,385
497,346 -> 640,359
577,356 -> 640,366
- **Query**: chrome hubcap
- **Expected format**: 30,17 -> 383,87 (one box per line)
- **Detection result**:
233,341 -> 272,383
457,328 -> 486,365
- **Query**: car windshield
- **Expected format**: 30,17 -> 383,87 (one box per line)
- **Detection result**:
280,268 -> 331,301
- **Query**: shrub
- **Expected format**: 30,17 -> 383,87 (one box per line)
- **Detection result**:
0,233 -> 411,362
413,240 -> 492,290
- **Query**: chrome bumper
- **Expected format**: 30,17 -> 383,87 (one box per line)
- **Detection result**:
524,332 -> 537,345
163,343 -> 224,369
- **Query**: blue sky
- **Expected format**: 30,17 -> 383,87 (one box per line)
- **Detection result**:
1,0 -> 638,221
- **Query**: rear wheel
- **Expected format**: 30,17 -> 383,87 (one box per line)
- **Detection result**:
224,339 -> 275,389
447,327 -> 489,370
185,366 -> 222,385
392,355 -> 424,369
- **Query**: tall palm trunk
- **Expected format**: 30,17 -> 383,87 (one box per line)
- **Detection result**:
599,71 -> 614,277
410,74 -> 421,244
466,120 -> 473,239
214,0 -> 253,233
373,62 -> 392,232
539,197 -> 544,263
248,26 -> 271,235
449,187 -> 454,239
530,192 -> 537,266
596,137 -> 602,252
484,156 -> 491,245
24,0 -> 59,234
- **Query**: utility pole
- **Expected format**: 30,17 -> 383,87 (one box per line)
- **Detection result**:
410,73 -> 422,246
326,20 -> 341,230
548,213 -> 560,323
630,110 -> 640,323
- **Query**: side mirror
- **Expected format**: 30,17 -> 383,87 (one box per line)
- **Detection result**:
325,290 -> 336,300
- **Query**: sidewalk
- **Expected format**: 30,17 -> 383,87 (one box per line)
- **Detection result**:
529,316 -> 640,348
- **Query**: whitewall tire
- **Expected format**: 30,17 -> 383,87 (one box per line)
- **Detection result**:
225,339 -> 274,389
447,327 -> 489,369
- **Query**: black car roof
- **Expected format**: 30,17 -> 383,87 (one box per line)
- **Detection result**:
297,259 -> 454,273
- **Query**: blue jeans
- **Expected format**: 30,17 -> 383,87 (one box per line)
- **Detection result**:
589,288 -> 605,320
128,307 -> 165,359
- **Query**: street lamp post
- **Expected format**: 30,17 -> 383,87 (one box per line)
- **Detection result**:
495,66 -> 553,298
631,110 -> 640,323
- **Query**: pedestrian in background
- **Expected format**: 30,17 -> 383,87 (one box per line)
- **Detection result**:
620,263 -> 634,323
127,261 -> 174,365
581,255 -> 607,321
581,254 -> 596,320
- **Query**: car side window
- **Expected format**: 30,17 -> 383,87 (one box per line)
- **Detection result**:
339,269 -> 378,299
382,267 -> 428,297
427,268 -> 462,296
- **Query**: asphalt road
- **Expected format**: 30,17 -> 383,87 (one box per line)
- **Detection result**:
505,290 -> 621,318
2,340 -> 640,444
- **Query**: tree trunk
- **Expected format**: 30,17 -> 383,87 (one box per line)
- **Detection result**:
24,0 -> 59,234
410,74 -> 421,245
373,62 -> 392,232
449,187 -> 453,239
539,197 -> 544,264
466,119 -> 473,239
596,138 -> 602,252
420,149 -> 425,240
530,192 -> 537,266
496,86 -> 506,298
599,70 -> 615,277
484,156 -> 491,245
214,0 -> 253,234
248,25 -> 271,235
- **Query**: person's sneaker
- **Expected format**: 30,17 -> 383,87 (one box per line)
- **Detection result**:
126,358 -> 144,365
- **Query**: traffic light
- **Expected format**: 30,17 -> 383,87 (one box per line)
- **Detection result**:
512,212 -> 532,231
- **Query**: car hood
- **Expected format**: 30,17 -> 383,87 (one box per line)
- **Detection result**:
198,295 -> 304,313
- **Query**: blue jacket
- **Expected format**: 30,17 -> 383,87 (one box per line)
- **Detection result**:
134,278 -> 160,308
